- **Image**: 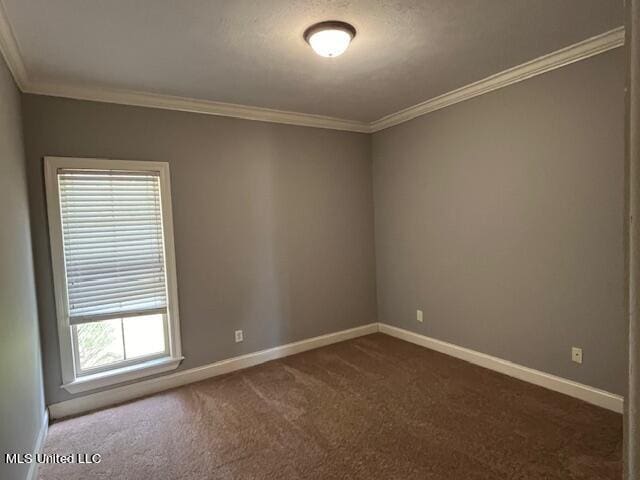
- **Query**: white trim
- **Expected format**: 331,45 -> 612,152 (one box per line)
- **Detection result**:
62,356 -> 184,394
22,26 -> 624,134
378,323 -> 624,413
48,323 -> 378,419
0,0 -> 28,89
48,321 -> 625,419
22,81 -> 372,133
0,1 -> 367,132
0,0 -> 624,134
156,161 -> 183,360
369,27 -> 625,132
44,156 -> 183,390
26,409 -> 49,480
44,158 -> 76,385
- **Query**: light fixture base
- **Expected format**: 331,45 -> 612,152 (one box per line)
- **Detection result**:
303,21 -> 357,43
304,21 -> 356,58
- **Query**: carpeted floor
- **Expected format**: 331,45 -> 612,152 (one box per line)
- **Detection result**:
39,333 -> 622,479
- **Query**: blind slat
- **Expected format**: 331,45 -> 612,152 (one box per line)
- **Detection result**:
69,272 -> 165,290
69,286 -> 166,305
63,229 -> 164,239
66,252 -> 164,266
63,236 -> 165,248
66,260 -> 164,274
58,170 -> 168,325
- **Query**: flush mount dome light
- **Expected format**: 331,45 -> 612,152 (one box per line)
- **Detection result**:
304,21 -> 356,58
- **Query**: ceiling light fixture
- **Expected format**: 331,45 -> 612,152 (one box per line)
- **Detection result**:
304,21 -> 356,58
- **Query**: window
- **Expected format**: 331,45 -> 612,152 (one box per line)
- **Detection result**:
45,157 -> 182,393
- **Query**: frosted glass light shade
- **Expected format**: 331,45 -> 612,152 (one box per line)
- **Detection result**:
304,21 -> 356,58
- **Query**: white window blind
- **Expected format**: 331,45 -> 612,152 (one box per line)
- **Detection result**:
58,169 -> 168,325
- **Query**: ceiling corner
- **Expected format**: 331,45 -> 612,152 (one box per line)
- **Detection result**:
0,0 -> 30,90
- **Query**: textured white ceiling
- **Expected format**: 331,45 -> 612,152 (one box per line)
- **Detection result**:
3,0 -> 623,122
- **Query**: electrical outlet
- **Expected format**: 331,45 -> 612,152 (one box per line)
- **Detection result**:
235,330 -> 243,343
571,347 -> 582,364
416,309 -> 423,323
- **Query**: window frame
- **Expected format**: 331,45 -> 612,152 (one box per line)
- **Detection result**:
71,313 -> 171,377
44,156 -> 183,394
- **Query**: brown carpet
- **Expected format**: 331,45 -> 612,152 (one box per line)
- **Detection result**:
39,333 -> 622,480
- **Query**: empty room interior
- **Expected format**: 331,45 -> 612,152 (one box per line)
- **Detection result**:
2,1 -> 640,479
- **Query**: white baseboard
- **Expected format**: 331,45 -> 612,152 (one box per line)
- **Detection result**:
48,323 -> 378,419
48,321 -> 623,420
378,323 -> 623,413
26,409 -> 49,480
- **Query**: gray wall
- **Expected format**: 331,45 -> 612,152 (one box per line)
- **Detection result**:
21,95 -> 377,405
0,57 -> 45,478
18,45 -> 626,407
372,49 -> 627,395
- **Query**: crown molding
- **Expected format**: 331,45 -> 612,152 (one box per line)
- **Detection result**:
0,0 -> 29,89
0,1 -> 368,133
0,0 -> 624,134
22,81 -> 372,133
369,27 -> 625,132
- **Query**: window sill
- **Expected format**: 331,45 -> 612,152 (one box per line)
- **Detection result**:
62,356 -> 184,394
